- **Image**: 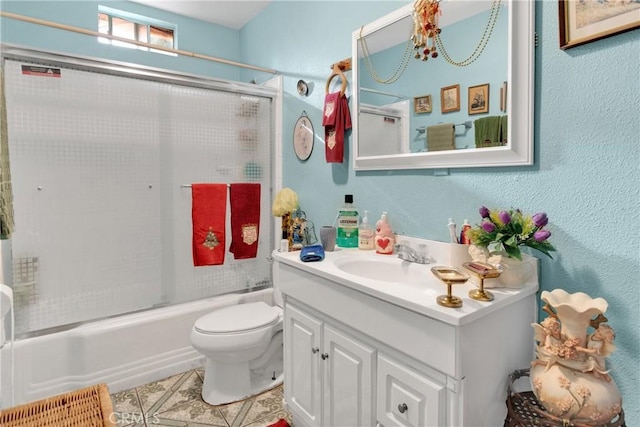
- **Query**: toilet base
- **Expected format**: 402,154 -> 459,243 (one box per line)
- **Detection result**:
201,360 -> 283,406
201,331 -> 284,406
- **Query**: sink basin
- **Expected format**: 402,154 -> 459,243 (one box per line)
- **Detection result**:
333,256 -> 431,284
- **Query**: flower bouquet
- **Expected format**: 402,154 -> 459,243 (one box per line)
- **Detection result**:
466,206 -> 556,260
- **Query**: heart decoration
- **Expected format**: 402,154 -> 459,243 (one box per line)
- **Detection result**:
377,237 -> 390,250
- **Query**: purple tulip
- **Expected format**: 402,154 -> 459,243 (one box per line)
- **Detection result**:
479,206 -> 490,218
534,230 -> 551,242
532,212 -> 549,227
482,221 -> 496,233
499,211 -> 511,224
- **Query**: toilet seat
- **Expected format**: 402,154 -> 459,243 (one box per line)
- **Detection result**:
194,302 -> 281,335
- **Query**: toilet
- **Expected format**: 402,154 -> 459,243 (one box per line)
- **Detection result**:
190,290 -> 284,406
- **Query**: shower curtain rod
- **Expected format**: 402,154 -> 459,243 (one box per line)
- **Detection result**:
0,11 -> 278,75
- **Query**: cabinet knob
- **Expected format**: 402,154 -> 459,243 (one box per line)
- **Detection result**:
398,403 -> 408,414
312,347 -> 320,354
321,353 -> 329,360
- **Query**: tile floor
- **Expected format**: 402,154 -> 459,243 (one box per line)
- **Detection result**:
110,369 -> 292,427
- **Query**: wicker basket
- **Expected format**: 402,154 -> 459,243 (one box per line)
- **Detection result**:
0,384 -> 115,427
505,369 -> 625,427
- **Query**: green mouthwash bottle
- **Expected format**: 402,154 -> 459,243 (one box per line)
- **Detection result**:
336,195 -> 359,248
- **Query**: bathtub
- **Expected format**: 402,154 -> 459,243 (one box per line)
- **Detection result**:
0,288 -> 273,408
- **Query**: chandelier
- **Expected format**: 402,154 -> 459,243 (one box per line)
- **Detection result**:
413,0 -> 503,66
412,0 -> 442,61
359,0 -> 503,84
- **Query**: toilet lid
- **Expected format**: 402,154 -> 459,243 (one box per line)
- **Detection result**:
194,302 -> 281,334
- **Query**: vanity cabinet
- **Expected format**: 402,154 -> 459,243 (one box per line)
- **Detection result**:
284,303 -> 375,427
377,354 -> 446,427
274,246 -> 538,427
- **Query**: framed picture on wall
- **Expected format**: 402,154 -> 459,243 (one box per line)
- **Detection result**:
468,83 -> 489,115
440,84 -> 460,113
559,0 -> 640,49
414,95 -> 432,114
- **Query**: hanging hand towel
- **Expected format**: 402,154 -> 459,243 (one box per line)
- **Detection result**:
500,114 -> 508,145
192,184 -> 227,267
229,183 -> 261,259
426,123 -> 455,151
474,116 -> 503,148
324,92 -> 352,163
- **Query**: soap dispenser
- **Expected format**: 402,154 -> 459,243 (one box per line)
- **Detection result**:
375,211 -> 395,255
358,210 -> 375,250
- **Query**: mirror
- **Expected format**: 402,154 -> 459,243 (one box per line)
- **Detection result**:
352,0 -> 534,170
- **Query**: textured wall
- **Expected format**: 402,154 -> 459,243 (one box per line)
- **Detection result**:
242,1 -> 640,423
0,0 -> 242,80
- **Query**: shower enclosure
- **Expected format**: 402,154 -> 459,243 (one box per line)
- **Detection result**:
2,48 -> 276,337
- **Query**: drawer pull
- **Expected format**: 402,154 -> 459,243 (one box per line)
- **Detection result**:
398,403 -> 408,414
321,353 -> 329,360
312,347 -> 320,354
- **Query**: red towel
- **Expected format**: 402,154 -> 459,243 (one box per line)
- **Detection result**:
322,91 -> 339,127
192,184 -> 227,267
229,183 -> 261,259
323,92 -> 352,163
267,419 -> 290,427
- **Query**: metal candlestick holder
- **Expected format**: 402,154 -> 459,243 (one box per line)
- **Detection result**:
462,262 -> 502,302
431,266 -> 469,308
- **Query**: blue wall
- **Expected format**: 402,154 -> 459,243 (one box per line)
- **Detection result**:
243,2 -> 640,423
2,1 -> 639,423
1,0 -> 242,80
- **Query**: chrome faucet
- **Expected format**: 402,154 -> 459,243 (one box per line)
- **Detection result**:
394,242 -> 430,264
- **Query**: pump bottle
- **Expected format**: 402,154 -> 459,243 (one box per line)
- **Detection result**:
375,211 -> 395,255
358,210 -> 375,250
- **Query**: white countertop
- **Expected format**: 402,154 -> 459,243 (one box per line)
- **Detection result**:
272,239 -> 539,326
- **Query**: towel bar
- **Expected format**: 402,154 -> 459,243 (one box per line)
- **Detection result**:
181,184 -> 231,188
416,121 -> 472,133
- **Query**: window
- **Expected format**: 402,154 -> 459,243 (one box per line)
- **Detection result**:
98,6 -> 176,55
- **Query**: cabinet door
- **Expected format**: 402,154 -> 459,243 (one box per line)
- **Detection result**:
377,354 -> 446,427
323,325 -> 376,427
284,303 -> 323,427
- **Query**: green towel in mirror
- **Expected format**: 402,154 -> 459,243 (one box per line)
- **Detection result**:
500,114 -> 508,144
474,116 -> 502,148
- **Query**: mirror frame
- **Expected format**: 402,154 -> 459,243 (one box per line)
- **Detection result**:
351,0 -> 534,171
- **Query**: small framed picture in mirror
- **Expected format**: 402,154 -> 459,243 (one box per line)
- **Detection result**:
468,83 -> 489,115
414,95 -> 432,114
441,84 -> 460,113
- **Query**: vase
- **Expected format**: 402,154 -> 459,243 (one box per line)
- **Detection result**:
467,245 -> 535,288
530,289 -> 622,424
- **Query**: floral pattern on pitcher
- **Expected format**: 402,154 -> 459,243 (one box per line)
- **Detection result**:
529,289 -> 623,424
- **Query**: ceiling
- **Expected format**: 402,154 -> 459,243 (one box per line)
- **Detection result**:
129,0 -> 272,29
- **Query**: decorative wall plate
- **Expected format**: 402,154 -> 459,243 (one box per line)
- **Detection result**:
293,112 -> 314,161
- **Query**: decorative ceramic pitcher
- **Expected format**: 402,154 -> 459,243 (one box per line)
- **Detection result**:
530,289 -> 622,424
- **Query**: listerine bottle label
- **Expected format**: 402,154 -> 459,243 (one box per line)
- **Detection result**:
337,209 -> 359,247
